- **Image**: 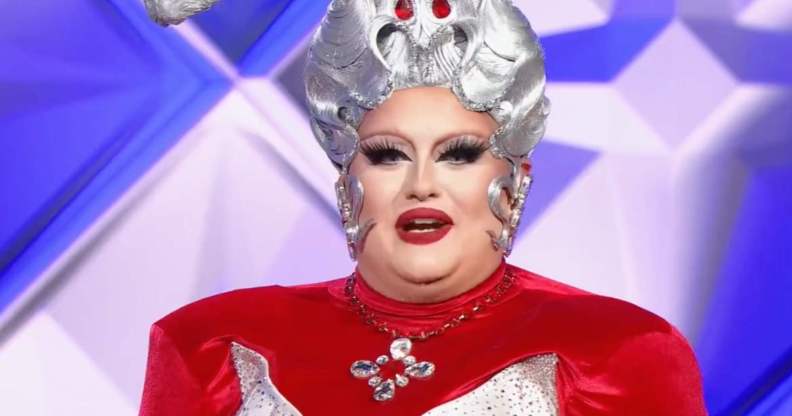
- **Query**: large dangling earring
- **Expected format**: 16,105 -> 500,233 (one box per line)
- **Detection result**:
505,174 -> 531,255
486,170 -> 532,257
336,173 -> 376,261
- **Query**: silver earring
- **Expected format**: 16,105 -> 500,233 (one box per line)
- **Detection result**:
336,174 -> 376,260
505,174 -> 532,256
487,173 -> 532,257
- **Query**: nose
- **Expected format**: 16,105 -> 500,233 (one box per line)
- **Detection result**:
404,158 -> 440,201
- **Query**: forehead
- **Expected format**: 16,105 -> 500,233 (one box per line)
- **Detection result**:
357,86 -> 498,142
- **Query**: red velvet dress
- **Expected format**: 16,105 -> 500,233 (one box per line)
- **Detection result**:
139,260 -> 708,415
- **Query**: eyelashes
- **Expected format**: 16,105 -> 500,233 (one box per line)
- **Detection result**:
359,136 -> 489,166
359,141 -> 411,165
437,136 -> 489,164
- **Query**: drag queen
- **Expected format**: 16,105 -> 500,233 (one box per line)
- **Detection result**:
140,0 -> 708,414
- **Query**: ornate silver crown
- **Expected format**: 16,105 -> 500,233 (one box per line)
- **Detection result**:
304,0 -> 550,171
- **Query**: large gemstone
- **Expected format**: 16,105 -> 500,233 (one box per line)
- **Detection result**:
373,378 -> 396,401
350,360 -> 380,378
395,0 -> 414,20
389,337 -> 412,360
405,361 -> 435,378
432,0 -> 451,18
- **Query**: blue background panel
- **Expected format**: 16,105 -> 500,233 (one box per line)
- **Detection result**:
0,0 -> 230,314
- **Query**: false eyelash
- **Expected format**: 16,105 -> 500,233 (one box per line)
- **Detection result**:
359,140 -> 411,165
438,136 -> 489,164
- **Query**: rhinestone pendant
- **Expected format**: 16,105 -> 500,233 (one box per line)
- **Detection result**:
373,379 -> 396,401
350,337 -> 436,401
350,360 -> 380,378
389,337 -> 412,360
405,361 -> 436,378
395,373 -> 409,387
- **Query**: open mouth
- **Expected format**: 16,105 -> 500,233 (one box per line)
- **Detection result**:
395,208 -> 453,245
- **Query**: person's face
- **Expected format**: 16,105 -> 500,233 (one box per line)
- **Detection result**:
350,86 -> 514,302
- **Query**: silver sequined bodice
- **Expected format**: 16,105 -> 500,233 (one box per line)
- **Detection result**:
230,342 -> 559,416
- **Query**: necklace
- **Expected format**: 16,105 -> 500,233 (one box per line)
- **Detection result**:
345,268 -> 516,401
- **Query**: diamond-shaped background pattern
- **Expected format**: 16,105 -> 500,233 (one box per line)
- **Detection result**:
0,0 -> 229,316
1,1 -> 790,414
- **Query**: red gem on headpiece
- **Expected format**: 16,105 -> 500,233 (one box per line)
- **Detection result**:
432,0 -> 451,18
395,0 -> 414,20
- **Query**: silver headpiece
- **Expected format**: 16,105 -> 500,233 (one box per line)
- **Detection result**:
144,0 -> 550,259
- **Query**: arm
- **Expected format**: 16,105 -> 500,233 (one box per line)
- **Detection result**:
560,326 -> 708,415
607,326 -> 707,415
139,324 -> 240,416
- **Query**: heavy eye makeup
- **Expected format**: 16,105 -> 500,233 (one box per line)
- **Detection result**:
436,136 -> 489,164
359,139 -> 411,165
359,135 -> 489,166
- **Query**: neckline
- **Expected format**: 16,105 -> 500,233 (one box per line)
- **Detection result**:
351,259 -> 508,321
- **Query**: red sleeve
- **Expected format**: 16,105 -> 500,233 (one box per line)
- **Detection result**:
139,324 -> 241,416
560,326 -> 708,415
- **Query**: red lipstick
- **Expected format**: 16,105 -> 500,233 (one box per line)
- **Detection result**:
395,208 -> 454,245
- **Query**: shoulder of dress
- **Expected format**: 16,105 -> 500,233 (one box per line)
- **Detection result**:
502,274 -> 706,413
507,263 -> 595,297
152,277 -> 347,340
506,263 -> 684,350
562,293 -> 674,338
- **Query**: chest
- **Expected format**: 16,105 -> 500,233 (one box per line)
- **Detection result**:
230,341 -> 559,416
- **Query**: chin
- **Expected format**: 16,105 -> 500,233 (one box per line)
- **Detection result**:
392,250 -> 458,284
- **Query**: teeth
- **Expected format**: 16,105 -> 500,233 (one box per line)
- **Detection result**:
403,218 -> 445,233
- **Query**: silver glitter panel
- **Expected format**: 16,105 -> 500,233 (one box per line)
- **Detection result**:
423,353 -> 559,415
230,342 -> 302,416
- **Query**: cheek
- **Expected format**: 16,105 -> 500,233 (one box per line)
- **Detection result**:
439,165 -> 505,227
352,164 -> 405,220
